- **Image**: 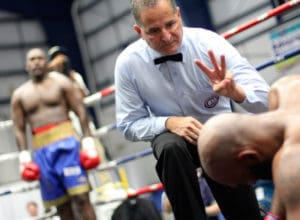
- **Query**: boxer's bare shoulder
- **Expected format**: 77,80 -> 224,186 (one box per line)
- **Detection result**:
11,81 -> 33,104
269,74 -> 300,111
271,74 -> 300,88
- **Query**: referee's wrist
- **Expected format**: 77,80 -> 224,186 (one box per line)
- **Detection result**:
231,85 -> 245,103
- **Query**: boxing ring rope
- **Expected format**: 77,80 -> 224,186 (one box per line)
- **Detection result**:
222,0 -> 300,39
0,120 -> 13,129
92,123 -> 116,137
0,182 -> 39,197
94,148 -> 153,172
84,84 -> 115,107
0,151 -> 19,162
255,47 -> 300,71
127,182 -> 163,198
95,182 -> 163,205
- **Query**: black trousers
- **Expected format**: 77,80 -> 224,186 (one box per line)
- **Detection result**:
151,132 -> 262,220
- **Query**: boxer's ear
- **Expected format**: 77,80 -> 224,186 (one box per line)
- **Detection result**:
237,149 -> 261,165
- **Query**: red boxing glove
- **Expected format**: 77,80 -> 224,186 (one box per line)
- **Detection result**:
21,162 -> 40,181
19,151 -> 40,181
80,137 -> 100,170
264,212 -> 284,220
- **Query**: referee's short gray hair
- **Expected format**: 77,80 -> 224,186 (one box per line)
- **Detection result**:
131,0 -> 177,25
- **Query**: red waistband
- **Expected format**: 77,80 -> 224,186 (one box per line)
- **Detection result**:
32,120 -> 68,134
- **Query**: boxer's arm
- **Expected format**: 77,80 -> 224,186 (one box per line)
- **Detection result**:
62,76 -> 100,169
10,91 -> 27,151
63,77 -> 91,137
268,150 -> 285,220
264,188 -> 285,220
11,91 -> 40,181
266,188 -> 285,220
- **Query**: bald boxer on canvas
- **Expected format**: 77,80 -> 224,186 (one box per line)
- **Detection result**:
10,48 -> 99,220
198,74 -> 300,220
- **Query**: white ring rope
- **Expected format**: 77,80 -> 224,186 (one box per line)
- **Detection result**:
84,85 -> 115,106
0,182 -> 39,197
92,123 -> 116,137
0,120 -> 13,129
0,151 -> 19,162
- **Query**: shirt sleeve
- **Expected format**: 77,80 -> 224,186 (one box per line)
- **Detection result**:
115,55 -> 168,142
203,30 -> 270,113
227,54 -> 270,113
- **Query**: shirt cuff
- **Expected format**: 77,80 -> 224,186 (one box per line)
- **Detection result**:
155,116 -> 169,135
237,89 -> 257,105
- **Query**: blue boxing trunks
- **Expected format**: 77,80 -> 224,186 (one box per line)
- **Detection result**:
32,121 -> 90,208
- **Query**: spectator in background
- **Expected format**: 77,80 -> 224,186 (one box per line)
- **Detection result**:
48,46 -> 90,98
47,46 -> 90,136
25,201 -> 61,220
26,201 -> 39,218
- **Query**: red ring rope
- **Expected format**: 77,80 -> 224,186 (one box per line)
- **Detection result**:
222,0 -> 300,39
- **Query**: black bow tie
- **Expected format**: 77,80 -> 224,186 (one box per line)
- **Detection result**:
154,53 -> 183,65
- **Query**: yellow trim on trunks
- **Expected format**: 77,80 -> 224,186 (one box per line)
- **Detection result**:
43,195 -> 70,209
68,184 -> 91,196
43,184 -> 90,208
32,121 -> 79,149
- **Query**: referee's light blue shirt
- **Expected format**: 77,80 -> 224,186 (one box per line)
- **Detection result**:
115,27 -> 270,142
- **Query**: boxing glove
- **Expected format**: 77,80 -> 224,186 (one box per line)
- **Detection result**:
264,212 -> 284,220
80,137 -> 100,170
19,150 -> 40,181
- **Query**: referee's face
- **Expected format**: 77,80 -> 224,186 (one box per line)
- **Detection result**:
133,1 -> 183,55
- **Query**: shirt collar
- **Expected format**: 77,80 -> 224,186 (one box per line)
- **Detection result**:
146,40 -> 187,67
